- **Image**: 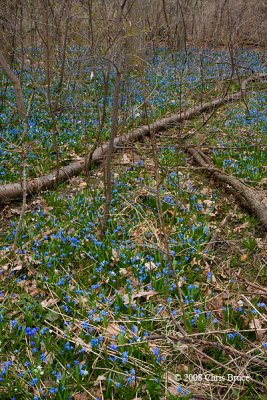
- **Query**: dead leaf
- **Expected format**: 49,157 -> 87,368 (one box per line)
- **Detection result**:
29,287 -> 40,297
41,298 -> 58,307
73,392 -> 88,400
206,294 -> 223,313
78,181 -> 87,188
94,375 -> 106,386
2,264 -> 9,271
12,264 -> 23,271
203,199 -> 213,207
233,222 -> 249,233
112,248 -> 120,262
133,290 -> 158,299
249,318 -> 266,341
105,323 -> 121,336
144,261 -> 157,271
121,153 -> 132,164
119,268 -> 127,276
191,257 -> 199,266
237,300 -> 244,307
133,290 -> 158,301
201,187 -> 210,195
123,293 -> 131,305
120,152 -> 141,165
240,254 -> 248,262
123,289 -> 158,305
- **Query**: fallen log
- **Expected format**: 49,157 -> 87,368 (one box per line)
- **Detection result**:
186,146 -> 267,230
0,73 -> 266,203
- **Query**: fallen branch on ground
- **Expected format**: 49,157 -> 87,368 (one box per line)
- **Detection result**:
186,146 -> 267,230
0,73 -> 266,202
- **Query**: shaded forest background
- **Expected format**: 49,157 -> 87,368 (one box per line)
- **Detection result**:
1,0 -> 267,66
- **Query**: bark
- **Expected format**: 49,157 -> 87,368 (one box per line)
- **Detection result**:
102,71 -> 121,233
0,73 -> 266,203
186,146 -> 267,230
0,50 -> 27,119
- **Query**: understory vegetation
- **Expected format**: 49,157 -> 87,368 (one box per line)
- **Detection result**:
0,47 -> 267,400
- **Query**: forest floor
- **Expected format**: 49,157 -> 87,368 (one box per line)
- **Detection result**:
0,48 -> 266,400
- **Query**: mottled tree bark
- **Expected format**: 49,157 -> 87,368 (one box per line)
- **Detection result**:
0,50 -> 27,119
186,146 -> 267,230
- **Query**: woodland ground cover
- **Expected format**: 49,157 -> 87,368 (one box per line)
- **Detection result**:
0,48 -> 266,399
0,48 -> 265,183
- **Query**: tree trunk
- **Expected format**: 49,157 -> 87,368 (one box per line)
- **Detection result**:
186,146 -> 267,230
0,50 -> 27,119
0,73 -> 265,203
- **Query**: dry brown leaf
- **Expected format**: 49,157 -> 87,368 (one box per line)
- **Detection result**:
144,261 -> 157,271
121,153 -> 132,164
117,151 -> 141,165
73,392 -> 88,400
233,222 -> 249,233
105,323 -> 121,336
240,254 -> 248,262
191,257 -> 199,266
78,181 -> 87,188
177,364 -> 189,373
94,375 -> 106,386
12,264 -> 23,271
201,187 -> 210,195
41,298 -> 58,307
29,287 -> 40,297
206,295 -> 223,313
123,293 -> 132,305
133,290 -> 158,301
112,248 -> 120,262
249,318 -> 266,341
2,263 -> 9,271
203,199 -> 213,207
40,343 -> 54,364
119,268 -> 128,276
123,289 -> 158,305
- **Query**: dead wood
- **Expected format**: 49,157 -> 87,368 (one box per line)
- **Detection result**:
0,73 -> 266,203
186,146 -> 267,230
